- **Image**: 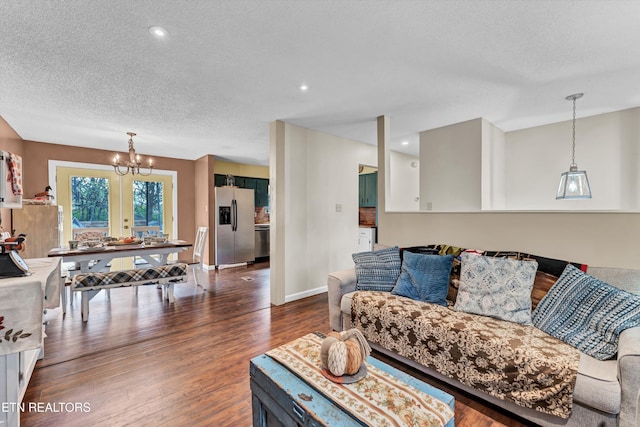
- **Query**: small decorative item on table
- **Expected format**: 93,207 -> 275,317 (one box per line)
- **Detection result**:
319,328 -> 371,383
84,239 -> 102,248
105,237 -> 142,246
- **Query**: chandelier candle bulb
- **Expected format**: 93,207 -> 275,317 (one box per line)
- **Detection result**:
112,131 -> 154,176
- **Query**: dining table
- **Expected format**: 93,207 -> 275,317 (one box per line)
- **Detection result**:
47,240 -> 192,273
48,240 -> 192,312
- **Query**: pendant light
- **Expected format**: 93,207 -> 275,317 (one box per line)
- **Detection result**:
112,132 -> 154,176
556,93 -> 592,199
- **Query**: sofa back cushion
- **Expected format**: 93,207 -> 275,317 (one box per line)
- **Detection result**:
352,246 -> 401,292
532,264 -> 640,360
411,244 -> 587,309
391,252 -> 453,306
453,252 -> 538,325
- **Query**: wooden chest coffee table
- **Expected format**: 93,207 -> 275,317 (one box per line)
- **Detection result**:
250,332 -> 455,426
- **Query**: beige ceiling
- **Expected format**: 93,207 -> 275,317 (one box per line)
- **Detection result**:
1,0 -> 639,165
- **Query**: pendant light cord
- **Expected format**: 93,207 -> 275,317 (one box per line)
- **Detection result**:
571,96 -> 576,166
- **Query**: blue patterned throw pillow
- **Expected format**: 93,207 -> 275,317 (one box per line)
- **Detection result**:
532,264 -> 640,360
453,252 -> 538,325
391,252 -> 453,306
352,246 -> 401,292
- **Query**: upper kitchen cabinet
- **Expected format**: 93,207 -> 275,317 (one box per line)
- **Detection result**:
255,179 -> 269,207
359,172 -> 377,208
234,176 -> 248,188
214,174 -> 227,188
214,174 -> 270,208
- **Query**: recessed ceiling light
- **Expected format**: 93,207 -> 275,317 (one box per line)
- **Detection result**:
299,84 -> 309,92
402,141 -> 409,145
149,26 -> 168,38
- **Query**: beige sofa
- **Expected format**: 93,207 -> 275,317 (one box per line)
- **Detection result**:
328,265 -> 640,427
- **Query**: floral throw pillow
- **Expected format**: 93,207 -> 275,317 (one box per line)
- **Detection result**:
453,252 -> 538,325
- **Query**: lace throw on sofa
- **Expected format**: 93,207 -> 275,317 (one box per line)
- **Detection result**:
352,291 -> 581,419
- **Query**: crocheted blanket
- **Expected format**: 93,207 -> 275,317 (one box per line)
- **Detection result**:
351,291 -> 580,419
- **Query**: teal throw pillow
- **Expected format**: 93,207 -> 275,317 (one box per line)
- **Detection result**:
353,246 -> 401,292
391,252 -> 453,306
532,264 -> 640,360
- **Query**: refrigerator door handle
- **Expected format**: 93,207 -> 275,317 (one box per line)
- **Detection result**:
232,199 -> 237,232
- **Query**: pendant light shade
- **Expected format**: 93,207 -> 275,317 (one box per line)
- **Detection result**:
557,166 -> 591,199
556,93 -> 592,199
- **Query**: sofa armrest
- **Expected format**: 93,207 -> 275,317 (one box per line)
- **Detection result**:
618,326 -> 640,427
328,269 -> 357,331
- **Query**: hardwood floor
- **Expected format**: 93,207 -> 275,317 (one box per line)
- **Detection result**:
21,260 -> 533,427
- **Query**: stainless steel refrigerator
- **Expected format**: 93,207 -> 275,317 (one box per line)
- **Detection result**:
214,186 -> 255,266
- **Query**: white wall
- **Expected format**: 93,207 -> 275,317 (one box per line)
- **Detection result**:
270,121 -> 377,303
378,210 -> 640,269
420,118 -> 482,211
482,119 -> 506,210
505,107 -> 640,210
388,150 -> 419,211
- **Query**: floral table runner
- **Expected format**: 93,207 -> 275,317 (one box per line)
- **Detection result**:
266,332 -> 454,427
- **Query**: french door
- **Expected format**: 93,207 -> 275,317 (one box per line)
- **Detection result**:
53,163 -> 175,263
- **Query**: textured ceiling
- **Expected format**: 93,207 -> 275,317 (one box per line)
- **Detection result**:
1,1 -> 639,165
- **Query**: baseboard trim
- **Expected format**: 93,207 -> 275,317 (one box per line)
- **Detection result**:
285,285 -> 327,303
216,262 -> 248,270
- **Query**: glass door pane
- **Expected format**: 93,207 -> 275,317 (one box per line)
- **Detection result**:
134,180 -> 163,228
56,167 -> 121,245
56,164 -> 174,260
121,174 -> 173,240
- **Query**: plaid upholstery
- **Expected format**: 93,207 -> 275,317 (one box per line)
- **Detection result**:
73,264 -> 187,290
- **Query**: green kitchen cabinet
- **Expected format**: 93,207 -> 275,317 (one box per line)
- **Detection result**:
214,174 -> 269,208
214,174 -> 227,187
359,172 -> 377,207
255,178 -> 269,207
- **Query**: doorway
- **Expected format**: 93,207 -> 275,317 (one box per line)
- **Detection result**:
49,161 -> 177,267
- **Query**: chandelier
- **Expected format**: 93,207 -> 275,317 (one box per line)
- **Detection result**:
556,93 -> 592,199
112,132 -> 154,176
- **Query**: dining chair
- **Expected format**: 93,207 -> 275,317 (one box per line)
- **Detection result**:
173,226 -> 208,290
130,226 -> 162,267
130,226 -> 161,239
73,229 -> 109,243
69,228 -> 112,301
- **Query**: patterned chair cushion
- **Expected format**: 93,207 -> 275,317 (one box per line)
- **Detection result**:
74,231 -> 108,242
73,264 -> 187,289
532,264 -> 640,360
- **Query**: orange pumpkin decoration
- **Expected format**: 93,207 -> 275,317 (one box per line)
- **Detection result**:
320,328 -> 371,376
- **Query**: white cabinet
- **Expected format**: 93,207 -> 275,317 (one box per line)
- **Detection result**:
11,205 -> 62,258
0,258 -> 61,427
0,348 -> 41,426
357,227 -> 376,253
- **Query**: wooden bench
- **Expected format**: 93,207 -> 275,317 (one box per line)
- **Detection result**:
71,263 -> 188,321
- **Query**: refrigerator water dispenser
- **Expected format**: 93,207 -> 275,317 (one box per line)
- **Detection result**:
219,206 -> 231,225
